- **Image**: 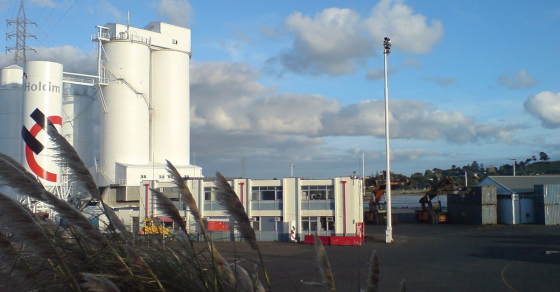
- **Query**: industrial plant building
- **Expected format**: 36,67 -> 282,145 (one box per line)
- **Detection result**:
0,20 -> 365,242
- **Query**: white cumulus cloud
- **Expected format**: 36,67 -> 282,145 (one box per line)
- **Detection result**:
363,0 -> 443,54
277,8 -> 373,75
524,91 -> 560,128
0,46 -> 97,74
157,0 -> 194,27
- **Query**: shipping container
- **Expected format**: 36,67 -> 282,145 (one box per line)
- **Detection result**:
535,204 -> 560,225
447,186 -> 497,206
534,184 -> 560,205
447,204 -> 497,225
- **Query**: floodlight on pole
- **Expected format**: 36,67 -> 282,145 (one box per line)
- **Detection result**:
383,37 -> 393,243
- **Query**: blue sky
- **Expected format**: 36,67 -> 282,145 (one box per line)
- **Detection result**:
1,0 -> 559,179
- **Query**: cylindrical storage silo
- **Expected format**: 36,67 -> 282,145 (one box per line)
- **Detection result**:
72,86 -> 96,169
151,49 -> 190,165
62,84 -> 96,169
21,61 -> 63,187
100,41 -> 151,184
0,65 -> 23,164
61,84 -> 74,143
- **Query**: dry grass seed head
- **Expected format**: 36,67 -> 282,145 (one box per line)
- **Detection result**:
314,234 -> 336,292
214,172 -> 258,250
151,188 -> 186,230
81,273 -> 121,292
166,160 -> 202,223
366,249 -> 379,292
47,124 -> 101,200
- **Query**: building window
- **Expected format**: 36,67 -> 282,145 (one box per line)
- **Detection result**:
251,186 -> 283,201
204,187 -> 215,201
302,216 -> 334,234
172,39 -> 178,44
301,216 -> 317,232
251,217 -> 260,230
159,175 -> 165,179
301,186 -> 334,200
140,175 -> 146,179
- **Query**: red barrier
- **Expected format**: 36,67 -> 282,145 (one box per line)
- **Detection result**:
302,235 -> 362,246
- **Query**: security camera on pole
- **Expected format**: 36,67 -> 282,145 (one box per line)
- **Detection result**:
383,37 -> 393,243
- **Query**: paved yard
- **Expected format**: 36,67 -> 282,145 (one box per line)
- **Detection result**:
215,220 -> 560,292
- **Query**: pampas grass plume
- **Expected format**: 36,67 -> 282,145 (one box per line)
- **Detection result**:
81,273 -> 121,292
214,172 -> 258,250
314,234 -> 336,292
366,249 -> 379,292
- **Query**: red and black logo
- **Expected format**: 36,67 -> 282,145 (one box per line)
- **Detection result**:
21,108 -> 62,182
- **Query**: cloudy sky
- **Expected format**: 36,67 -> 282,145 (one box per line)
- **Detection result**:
1,0 -> 559,179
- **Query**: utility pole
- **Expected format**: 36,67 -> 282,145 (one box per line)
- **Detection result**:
6,1 -> 36,66
508,158 -> 516,176
291,164 -> 295,177
383,37 -> 393,243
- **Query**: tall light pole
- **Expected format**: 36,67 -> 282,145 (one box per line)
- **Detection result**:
383,37 -> 393,243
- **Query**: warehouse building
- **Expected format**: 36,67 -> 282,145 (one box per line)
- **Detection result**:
478,176 -> 560,224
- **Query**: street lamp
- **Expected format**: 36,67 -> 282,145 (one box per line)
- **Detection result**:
383,37 -> 393,243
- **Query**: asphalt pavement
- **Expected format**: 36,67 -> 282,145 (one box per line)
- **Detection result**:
215,213 -> 560,292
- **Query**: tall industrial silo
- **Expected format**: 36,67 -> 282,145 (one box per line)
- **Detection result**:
61,83 -> 96,169
151,49 -> 190,165
0,65 -> 23,164
94,22 -> 199,187
21,61 -> 63,187
99,39 -> 151,184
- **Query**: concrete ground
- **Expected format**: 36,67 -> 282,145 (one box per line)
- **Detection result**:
215,213 -> 560,292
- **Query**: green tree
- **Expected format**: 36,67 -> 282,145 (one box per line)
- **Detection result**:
471,161 -> 480,172
539,152 -> 550,161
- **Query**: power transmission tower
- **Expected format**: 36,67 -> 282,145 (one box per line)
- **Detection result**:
6,1 -> 36,66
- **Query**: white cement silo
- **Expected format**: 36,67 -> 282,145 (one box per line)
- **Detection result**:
62,84 -> 96,168
99,40 -> 151,184
22,61 -> 63,186
151,49 -> 190,165
0,65 -> 23,164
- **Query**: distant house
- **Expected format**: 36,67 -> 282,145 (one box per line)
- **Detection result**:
477,176 -> 560,224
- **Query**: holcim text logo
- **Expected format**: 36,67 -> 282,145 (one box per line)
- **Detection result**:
21,108 -> 62,182
24,81 -> 61,93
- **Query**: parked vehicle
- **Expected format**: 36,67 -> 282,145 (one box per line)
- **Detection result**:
415,176 -> 470,224
364,172 -> 408,225
139,217 -> 170,235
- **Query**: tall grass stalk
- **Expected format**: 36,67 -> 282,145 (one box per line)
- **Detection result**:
214,172 -> 272,291
313,234 -> 336,292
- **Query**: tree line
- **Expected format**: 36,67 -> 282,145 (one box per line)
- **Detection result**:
366,151 -> 558,190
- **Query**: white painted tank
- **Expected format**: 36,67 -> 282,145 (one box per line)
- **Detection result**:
151,49 -> 190,165
22,61 -> 63,186
61,84 -> 96,168
72,86 -> 97,169
0,65 -> 23,165
100,40 -> 151,184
